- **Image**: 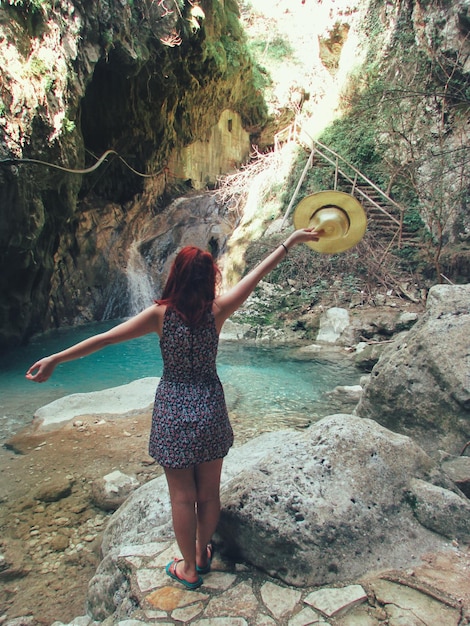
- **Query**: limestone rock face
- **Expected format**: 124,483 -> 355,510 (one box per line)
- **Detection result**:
355,284 -> 470,455
0,0 -> 266,348
217,414 -> 469,587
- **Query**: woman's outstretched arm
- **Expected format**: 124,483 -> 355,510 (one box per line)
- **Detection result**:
26,303 -> 162,383
214,228 -> 320,329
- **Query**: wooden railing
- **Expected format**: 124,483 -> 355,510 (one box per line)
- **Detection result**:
276,122 -> 407,247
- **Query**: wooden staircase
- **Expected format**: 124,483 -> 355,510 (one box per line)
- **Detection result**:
276,123 -> 419,250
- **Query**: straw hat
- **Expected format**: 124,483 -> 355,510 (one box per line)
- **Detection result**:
293,190 -> 367,253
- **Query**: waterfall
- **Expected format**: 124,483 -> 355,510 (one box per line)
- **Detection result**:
126,242 -> 155,316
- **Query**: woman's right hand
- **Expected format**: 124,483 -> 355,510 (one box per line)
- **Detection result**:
26,356 -> 57,383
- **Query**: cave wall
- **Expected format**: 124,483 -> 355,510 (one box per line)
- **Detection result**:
0,0 -> 267,348
168,109 -> 251,188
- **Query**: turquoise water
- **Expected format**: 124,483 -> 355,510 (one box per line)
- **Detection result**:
0,321 -> 361,442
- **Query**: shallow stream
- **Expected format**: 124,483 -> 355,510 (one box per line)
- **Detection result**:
0,320 -> 362,443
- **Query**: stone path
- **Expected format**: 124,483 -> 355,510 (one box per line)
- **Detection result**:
51,541 -> 470,626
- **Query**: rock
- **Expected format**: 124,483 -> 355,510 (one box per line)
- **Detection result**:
259,581 -> 301,619
317,307 -> 350,344
33,378 -> 159,428
355,284 -> 470,455
322,385 -> 363,414
216,415 -> 466,587
0,538 -> 30,580
304,584 -> 368,617
326,384 -> 363,402
90,471 -> 140,512
369,578 -> 462,625
354,341 -> 390,372
361,311 -> 419,337
35,477 -> 73,503
441,455 -> 470,497
49,534 -> 70,552
85,553 -> 130,621
80,421 -> 470,621
86,431 -> 300,619
0,0 -> 266,348
220,320 -> 253,341
406,478 -> 470,541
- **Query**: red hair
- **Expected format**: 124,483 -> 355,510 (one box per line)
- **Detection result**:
158,246 -> 221,327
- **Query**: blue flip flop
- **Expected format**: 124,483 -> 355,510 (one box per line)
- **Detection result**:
196,544 -> 214,575
166,559 -> 203,590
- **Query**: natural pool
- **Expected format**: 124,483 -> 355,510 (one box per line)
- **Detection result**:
0,320 -> 362,443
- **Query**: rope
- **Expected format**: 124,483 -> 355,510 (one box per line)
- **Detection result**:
0,149 -> 164,178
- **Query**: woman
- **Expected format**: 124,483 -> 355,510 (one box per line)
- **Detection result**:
26,227 -> 320,589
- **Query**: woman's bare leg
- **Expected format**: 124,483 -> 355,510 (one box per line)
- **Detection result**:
194,458 -> 223,568
164,466 -> 199,582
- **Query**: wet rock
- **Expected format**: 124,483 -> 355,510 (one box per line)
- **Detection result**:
325,384 -> 363,403
49,534 -> 70,552
0,538 -> 30,580
34,477 -> 73,503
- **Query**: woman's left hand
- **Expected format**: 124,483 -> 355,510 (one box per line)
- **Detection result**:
284,228 -> 321,249
26,356 -> 56,383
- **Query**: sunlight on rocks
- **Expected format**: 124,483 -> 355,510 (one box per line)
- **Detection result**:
146,586 -> 208,612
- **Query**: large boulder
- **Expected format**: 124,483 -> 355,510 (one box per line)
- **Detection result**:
216,414 -> 470,587
355,284 -> 470,455
84,416 -> 470,617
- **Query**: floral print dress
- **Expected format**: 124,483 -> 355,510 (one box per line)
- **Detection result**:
149,306 -> 233,468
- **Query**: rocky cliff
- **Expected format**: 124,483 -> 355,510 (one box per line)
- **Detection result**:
0,0 -> 266,348
1,0 -> 469,349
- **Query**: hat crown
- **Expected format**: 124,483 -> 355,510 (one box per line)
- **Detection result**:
309,206 -> 350,240
293,190 -> 367,254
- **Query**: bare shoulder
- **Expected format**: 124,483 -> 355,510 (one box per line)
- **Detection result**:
212,299 -> 228,335
153,302 -> 166,335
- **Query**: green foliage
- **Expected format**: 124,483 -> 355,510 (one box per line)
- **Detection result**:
102,29 -> 114,48
220,35 -> 243,69
403,208 -> 424,233
206,40 -> 228,73
318,110 -> 385,187
224,1 -> 243,41
250,36 -> 294,64
29,55 -> 48,77
242,233 -> 371,311
2,0 -> 52,34
251,63 -> 272,94
62,117 -> 75,134
0,0 -> 50,13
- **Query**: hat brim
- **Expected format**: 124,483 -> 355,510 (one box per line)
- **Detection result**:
293,191 -> 367,253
